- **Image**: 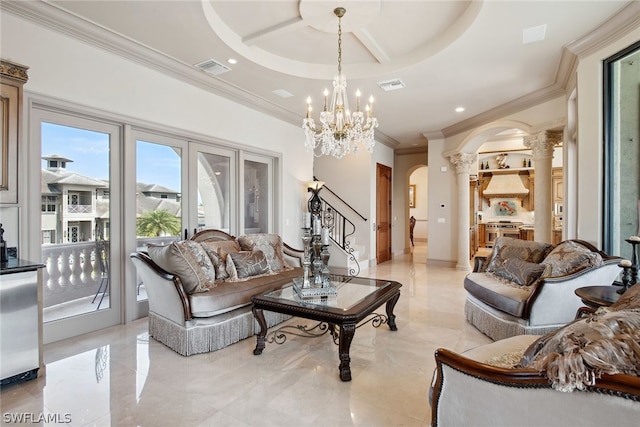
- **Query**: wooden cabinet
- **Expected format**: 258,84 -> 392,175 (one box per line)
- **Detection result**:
478,223 -> 486,247
520,228 -> 535,241
553,229 -> 562,245
0,60 -> 28,204
469,227 -> 476,259
527,171 -> 535,211
552,168 -> 563,204
552,167 -> 563,231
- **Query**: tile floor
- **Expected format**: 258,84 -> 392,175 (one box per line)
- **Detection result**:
1,243 -> 491,426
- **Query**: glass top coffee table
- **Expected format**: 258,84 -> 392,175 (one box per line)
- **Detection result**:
251,274 -> 402,381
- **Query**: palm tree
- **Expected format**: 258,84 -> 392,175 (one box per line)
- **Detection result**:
136,209 -> 180,237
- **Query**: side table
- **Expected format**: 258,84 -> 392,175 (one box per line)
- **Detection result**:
574,285 -> 621,310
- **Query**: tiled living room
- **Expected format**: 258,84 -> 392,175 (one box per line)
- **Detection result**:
1,1 -> 640,426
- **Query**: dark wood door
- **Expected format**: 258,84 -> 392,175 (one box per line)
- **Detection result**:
376,163 -> 392,264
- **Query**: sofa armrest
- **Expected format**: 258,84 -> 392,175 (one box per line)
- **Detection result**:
130,252 -> 192,324
432,347 -> 640,427
522,259 -> 622,321
282,242 -> 304,268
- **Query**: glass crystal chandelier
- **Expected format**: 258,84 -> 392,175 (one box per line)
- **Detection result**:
302,7 -> 378,159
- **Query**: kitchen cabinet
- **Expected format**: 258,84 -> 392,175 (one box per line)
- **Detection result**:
553,229 -> 563,245
527,171 -> 535,211
520,227 -> 535,241
552,168 -> 563,203
469,227 -> 476,259
478,224 -> 486,247
0,60 -> 28,204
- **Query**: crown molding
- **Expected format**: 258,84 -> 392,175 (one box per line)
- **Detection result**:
394,146 -> 428,156
440,0 -> 639,139
565,1 -> 640,59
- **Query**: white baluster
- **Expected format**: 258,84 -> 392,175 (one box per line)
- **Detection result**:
58,249 -> 72,289
69,248 -> 82,287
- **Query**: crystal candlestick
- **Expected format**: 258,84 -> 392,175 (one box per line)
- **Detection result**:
321,245 -> 331,286
301,228 -> 312,288
312,240 -> 323,287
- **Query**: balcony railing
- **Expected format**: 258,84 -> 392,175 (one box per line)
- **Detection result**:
41,236 -> 178,308
67,204 -> 92,214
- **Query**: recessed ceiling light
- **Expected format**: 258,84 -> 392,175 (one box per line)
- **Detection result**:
455,107 -> 465,113
523,24 -> 546,44
227,58 -> 237,65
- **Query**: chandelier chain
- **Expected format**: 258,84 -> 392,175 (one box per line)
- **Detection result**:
337,13 -> 342,75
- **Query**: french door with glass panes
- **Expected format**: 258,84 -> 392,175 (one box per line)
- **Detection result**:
125,130 -> 188,321
31,108 -> 123,344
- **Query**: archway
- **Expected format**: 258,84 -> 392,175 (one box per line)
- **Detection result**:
408,165 -> 428,249
446,120 -> 535,271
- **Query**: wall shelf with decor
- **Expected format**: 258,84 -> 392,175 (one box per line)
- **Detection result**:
478,150 -> 533,171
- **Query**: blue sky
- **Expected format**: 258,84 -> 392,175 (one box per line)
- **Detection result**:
41,122 -> 181,191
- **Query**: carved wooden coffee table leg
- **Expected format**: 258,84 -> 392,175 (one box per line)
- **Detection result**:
253,306 -> 267,355
386,293 -> 400,331
338,323 -> 356,381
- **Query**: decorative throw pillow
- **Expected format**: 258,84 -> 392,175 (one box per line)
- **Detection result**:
226,250 -> 271,281
541,240 -> 603,277
147,241 -> 216,294
518,309 -> 640,392
237,233 -> 290,273
491,258 -> 548,286
486,350 -> 526,369
201,245 -> 228,281
609,282 -> 640,311
485,237 -> 554,273
200,240 -> 241,281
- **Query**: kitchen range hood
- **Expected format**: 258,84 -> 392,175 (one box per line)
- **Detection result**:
483,173 -> 529,197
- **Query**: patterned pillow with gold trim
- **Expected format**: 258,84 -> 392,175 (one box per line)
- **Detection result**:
237,234 -> 291,273
491,258 -> 548,286
201,240 -> 241,281
147,241 -> 216,294
226,250 -> 272,281
541,240 -> 603,277
485,237 -> 554,273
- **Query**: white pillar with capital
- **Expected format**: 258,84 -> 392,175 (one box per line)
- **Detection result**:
450,153 -> 477,271
524,131 -> 562,243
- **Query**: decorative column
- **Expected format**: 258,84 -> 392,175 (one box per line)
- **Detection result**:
450,153 -> 477,271
524,131 -> 562,243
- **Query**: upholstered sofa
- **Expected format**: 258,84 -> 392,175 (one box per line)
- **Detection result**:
431,285 -> 640,426
465,238 -> 622,340
130,229 -> 304,356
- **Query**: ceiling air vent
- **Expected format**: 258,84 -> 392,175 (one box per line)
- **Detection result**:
377,78 -> 405,92
195,59 -> 231,76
